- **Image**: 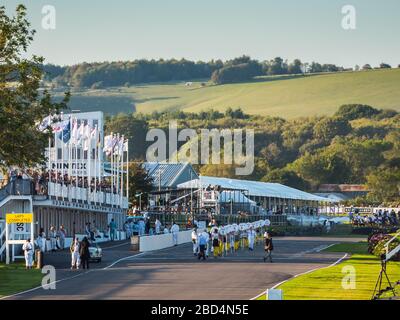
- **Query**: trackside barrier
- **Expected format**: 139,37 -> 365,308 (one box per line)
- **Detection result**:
139,230 -> 192,252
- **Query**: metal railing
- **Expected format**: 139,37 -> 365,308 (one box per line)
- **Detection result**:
0,180 -> 33,203
145,213 -> 287,228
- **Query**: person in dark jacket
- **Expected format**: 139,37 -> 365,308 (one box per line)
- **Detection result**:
263,232 -> 274,263
80,237 -> 91,269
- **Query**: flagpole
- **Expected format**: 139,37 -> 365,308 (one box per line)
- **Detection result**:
48,136 -> 51,185
54,129 -> 58,201
88,125 -> 91,203
120,135 -> 124,207
69,117 -> 72,201
94,125 -> 97,206
75,118 -> 78,200
116,133 -> 121,206
61,112 -> 64,200
126,139 -> 129,208
110,132 -> 114,208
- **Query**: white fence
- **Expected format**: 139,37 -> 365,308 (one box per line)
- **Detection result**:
139,230 -> 192,252
48,182 -> 128,208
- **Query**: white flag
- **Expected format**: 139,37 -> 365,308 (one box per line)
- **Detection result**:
83,125 -> 91,151
71,118 -> 79,144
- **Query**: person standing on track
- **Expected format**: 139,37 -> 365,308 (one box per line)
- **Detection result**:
197,230 -> 208,261
191,227 -> 198,256
171,222 -> 179,246
212,228 -> 220,258
263,232 -> 274,263
22,238 -> 34,269
80,237 -> 90,269
70,237 -> 80,270
229,228 -> 235,254
247,226 -> 256,251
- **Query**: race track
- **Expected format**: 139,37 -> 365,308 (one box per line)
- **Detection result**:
5,236 -> 360,300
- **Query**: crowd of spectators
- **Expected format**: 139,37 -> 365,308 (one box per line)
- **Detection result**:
352,209 -> 400,226
2,168 -> 120,197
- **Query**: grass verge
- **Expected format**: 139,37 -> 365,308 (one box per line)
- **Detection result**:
257,242 -> 400,300
0,262 -> 42,298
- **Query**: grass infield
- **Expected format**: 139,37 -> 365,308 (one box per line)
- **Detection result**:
0,262 -> 42,298
257,241 -> 400,300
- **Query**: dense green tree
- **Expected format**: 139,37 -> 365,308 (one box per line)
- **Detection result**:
334,104 -> 381,120
128,162 -> 153,206
105,113 -> 149,160
366,168 -> 400,203
313,117 -> 351,142
261,168 -> 309,190
0,5 -> 69,169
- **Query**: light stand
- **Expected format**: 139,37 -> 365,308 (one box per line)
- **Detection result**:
372,256 -> 396,300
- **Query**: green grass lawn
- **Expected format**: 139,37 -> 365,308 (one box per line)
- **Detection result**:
61,69 -> 400,118
0,262 -> 42,298
258,242 -> 400,300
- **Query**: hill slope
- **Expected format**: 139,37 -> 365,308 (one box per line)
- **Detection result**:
62,69 -> 400,118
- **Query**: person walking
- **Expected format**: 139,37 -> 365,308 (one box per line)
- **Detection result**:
197,231 -> 208,261
22,238 -> 34,269
79,237 -> 90,269
212,228 -> 220,258
70,237 -> 80,270
263,232 -> 274,263
191,227 -> 198,256
58,225 -> 67,250
109,218 -> 117,241
171,222 -> 179,246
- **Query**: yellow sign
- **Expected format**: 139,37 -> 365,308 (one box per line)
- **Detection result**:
6,213 -> 33,224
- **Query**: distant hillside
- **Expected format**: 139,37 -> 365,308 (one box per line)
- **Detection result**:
58,68 -> 400,119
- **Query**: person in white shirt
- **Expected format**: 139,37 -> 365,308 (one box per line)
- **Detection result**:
171,222 -> 180,246
49,226 -> 57,252
22,238 -> 34,269
163,224 -> 170,234
247,227 -> 256,251
229,230 -> 235,254
191,227 -> 198,255
70,238 -> 80,270
155,218 -> 162,234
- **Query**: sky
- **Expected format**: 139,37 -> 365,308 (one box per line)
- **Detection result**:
4,0 -> 400,67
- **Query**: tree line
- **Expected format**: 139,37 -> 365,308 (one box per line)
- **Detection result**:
43,55 -> 397,88
106,104 -> 400,206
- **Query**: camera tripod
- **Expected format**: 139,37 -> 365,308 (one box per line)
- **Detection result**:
371,259 -> 396,300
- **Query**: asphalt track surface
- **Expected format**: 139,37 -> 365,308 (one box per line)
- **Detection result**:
6,236 -> 362,300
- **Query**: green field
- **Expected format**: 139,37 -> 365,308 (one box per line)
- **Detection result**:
257,242 -> 400,300
62,69 -> 400,118
0,262 -> 42,298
